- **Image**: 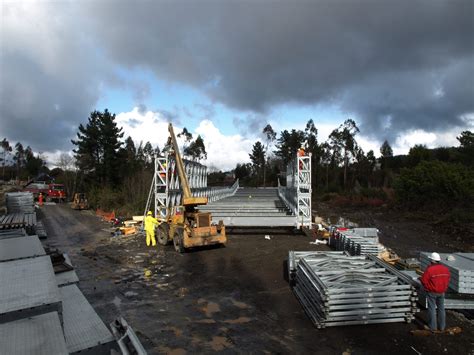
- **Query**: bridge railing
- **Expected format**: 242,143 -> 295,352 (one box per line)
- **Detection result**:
278,179 -> 297,215
207,179 -> 239,202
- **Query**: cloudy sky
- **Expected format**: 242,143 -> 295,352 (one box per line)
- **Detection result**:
1,0 -> 473,170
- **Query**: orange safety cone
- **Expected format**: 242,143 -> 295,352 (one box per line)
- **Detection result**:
38,193 -> 44,206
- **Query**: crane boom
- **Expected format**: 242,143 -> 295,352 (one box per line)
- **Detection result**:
168,123 -> 208,206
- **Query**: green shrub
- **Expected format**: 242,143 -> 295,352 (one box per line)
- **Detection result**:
359,187 -> 388,200
394,161 -> 474,209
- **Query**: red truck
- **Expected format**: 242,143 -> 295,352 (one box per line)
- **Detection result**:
23,182 -> 67,202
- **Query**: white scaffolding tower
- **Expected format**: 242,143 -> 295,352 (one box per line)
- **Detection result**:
148,153 -> 238,218
296,154 -> 312,228
278,153 -> 312,228
154,154 -> 169,218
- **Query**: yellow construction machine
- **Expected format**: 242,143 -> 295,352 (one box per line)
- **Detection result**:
71,193 -> 88,210
155,123 -> 226,252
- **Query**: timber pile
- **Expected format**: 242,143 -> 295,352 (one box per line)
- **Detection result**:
290,251 -> 418,328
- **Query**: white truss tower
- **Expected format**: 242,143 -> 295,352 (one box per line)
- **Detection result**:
154,154 -> 169,218
278,153 -> 312,228
152,153 -> 239,218
296,154 -> 312,228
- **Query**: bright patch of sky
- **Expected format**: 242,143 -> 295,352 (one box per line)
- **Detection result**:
55,68 -> 471,170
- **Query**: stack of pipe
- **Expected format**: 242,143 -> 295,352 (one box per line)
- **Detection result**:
5,192 -> 34,214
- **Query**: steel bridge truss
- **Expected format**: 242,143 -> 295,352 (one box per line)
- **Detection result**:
278,154 -> 312,228
153,154 -> 239,217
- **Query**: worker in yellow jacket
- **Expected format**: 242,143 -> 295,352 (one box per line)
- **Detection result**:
144,211 -> 159,247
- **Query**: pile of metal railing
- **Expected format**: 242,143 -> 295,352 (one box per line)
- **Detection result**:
5,192 -> 35,214
290,251 -> 418,328
329,228 -> 383,256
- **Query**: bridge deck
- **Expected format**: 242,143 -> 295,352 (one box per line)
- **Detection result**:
199,188 -> 296,227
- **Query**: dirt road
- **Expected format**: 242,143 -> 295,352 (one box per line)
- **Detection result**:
40,204 -> 473,354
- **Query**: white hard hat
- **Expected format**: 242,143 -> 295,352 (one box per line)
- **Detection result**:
429,252 -> 441,262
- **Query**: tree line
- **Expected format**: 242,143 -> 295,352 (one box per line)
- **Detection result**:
2,108 -> 473,216
231,120 -> 473,213
0,138 -> 46,182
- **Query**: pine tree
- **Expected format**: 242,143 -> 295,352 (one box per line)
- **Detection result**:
262,124 -> 276,187
72,109 -> 124,187
185,135 -> 207,161
249,141 -> 265,186
1,138 -> 12,181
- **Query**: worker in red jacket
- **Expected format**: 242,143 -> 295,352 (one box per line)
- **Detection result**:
420,252 -> 450,331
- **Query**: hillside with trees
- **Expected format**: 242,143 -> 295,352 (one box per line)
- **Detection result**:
2,109 -> 472,223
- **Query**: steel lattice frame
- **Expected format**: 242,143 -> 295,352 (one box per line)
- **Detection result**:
289,252 -> 419,328
153,154 -> 239,216
154,154 -> 169,218
297,154 -> 312,228
278,153 -> 312,228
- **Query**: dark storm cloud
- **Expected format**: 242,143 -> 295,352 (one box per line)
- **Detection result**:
81,0 -> 473,138
155,108 -> 181,125
233,114 -> 267,137
1,1 -> 117,151
1,1 -> 473,152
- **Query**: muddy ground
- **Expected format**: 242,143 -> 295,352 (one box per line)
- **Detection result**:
39,204 -> 473,354
317,203 -> 474,258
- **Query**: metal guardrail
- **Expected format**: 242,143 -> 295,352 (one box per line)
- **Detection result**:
278,179 -> 297,215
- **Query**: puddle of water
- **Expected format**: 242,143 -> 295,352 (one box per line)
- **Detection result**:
112,296 -> 122,309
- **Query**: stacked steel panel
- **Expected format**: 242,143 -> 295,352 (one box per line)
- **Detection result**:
60,284 -> 116,354
6,192 -> 35,213
329,228 -> 383,256
0,228 -> 120,353
0,312 -> 68,355
0,235 -> 46,262
420,252 -> 474,294
291,251 -> 418,328
0,228 -> 27,240
288,251 -> 349,283
0,256 -> 62,324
